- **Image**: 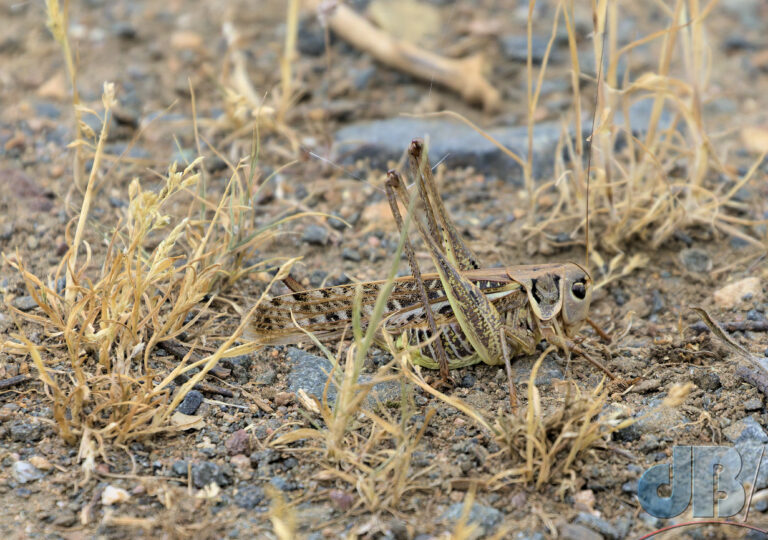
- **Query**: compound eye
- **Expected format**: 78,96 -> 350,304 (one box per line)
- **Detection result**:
571,280 -> 587,300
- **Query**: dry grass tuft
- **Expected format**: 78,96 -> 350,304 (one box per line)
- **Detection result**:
538,0 -> 767,255
490,348 -> 624,490
2,76 -> 301,446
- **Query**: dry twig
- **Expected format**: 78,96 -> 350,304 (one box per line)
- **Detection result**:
305,0 -> 500,111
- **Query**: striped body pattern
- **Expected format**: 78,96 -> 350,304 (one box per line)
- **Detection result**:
246,139 -> 603,381
248,274 -> 535,368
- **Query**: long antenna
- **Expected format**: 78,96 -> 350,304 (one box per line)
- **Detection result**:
585,3 -> 608,270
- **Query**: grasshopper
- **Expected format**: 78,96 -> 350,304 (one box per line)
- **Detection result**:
249,139 -> 614,405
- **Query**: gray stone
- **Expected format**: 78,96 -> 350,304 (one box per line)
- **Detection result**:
191,461 -> 230,488
257,368 -> 277,386
171,460 -> 188,477
724,416 -> 768,444
720,0 -> 762,30
269,476 -> 299,491
286,348 -> 400,406
302,225 -> 329,246
679,248 -> 711,273
439,502 -> 502,537
10,421 -> 44,442
744,397 -> 763,411
512,533 -> 545,540
176,390 -> 204,415
559,523 -> 604,540
34,102 -> 61,119
12,461 -> 43,484
233,484 -> 265,509
297,17 -> 330,57
11,295 -> 38,312
734,441 -> 768,490
630,398 -> 691,436
333,101 -> 670,181
341,247 -> 361,262
574,513 -> 619,540
500,34 -> 552,64
111,21 -> 137,40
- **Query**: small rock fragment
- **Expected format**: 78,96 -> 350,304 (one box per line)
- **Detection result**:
176,390 -> 204,415
439,502 -> 502,537
630,379 -> 661,394
744,397 -> 763,411
234,485 -> 265,509
693,371 -> 721,391
714,277 -> 762,309
329,489 -> 355,511
225,429 -> 251,456
170,30 -> 203,51
574,513 -> 620,540
12,461 -> 43,484
11,296 -> 37,312
230,454 -> 251,473
723,416 -> 768,444
302,225 -> 330,246
559,523 -> 604,540
499,34 -> 551,63
28,456 -> 52,471
101,485 -> 131,505
679,248 -> 712,273
191,461 -> 230,488
10,421 -> 44,442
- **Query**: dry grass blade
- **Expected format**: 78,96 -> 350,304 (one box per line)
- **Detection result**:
268,488 -> 297,540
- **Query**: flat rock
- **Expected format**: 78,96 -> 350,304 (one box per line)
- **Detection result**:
714,277 -> 762,309
500,34 -> 552,63
286,348 -> 400,406
679,248 -> 712,273
559,523 -> 604,540
724,415 -> 768,444
439,502 -> 502,538
627,398 -> 692,438
11,295 -> 37,312
333,101 -> 668,181
574,513 -> 620,540
12,461 -> 43,484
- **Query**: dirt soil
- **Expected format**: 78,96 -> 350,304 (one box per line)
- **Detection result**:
2,1 -> 768,539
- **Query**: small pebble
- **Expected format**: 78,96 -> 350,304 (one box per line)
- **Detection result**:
714,277 -> 762,309
274,392 -> 293,406
225,429 -> 251,456
230,454 -> 251,473
176,390 -> 204,415
341,247 -> 361,262
234,485 -> 264,509
459,374 -> 476,388
679,248 -> 711,273
329,489 -> 355,511
12,461 -> 43,484
11,295 -> 37,312
744,397 -> 763,411
191,461 -> 230,488
101,485 -> 131,505
302,225 -> 329,246
693,371 -> 721,391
